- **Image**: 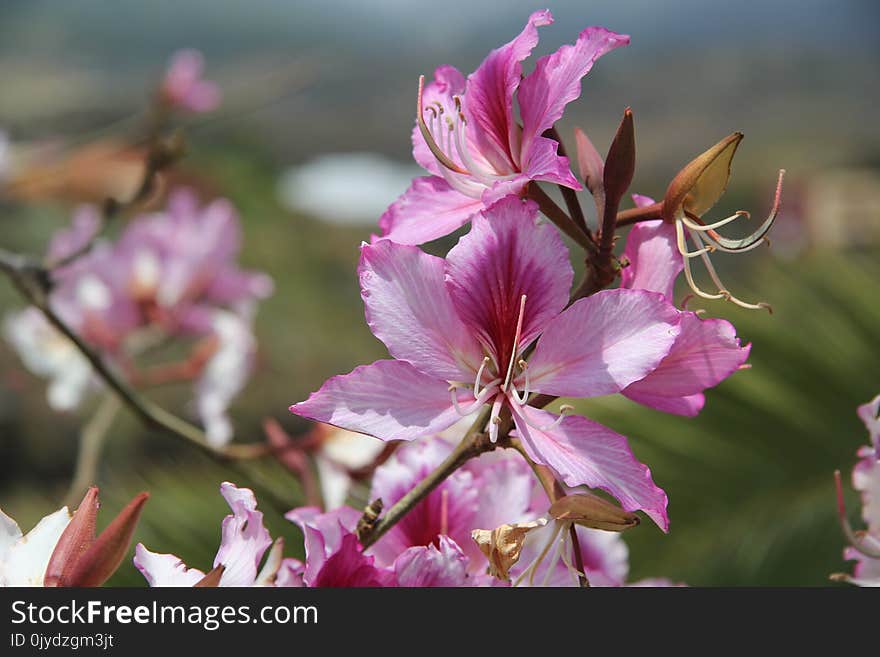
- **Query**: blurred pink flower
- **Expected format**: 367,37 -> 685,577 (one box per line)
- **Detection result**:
135,482 -> 299,587
160,49 -> 220,113
619,194 -> 751,417
292,197 -> 678,530
379,10 -> 628,244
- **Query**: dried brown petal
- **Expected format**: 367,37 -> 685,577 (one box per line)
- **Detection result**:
471,520 -> 546,581
549,494 -> 640,532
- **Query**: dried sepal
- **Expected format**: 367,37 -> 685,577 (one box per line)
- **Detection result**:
471,519 -> 547,581
662,133 -> 742,222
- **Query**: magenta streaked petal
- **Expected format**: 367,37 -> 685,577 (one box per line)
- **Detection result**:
465,9 -> 553,172
393,536 -> 472,587
622,390 -> 705,417
518,26 -> 630,161
623,313 -> 750,403
445,196 -> 572,368
527,289 -> 680,398
620,219 -> 681,302
511,405 -> 669,531
360,239 -> 482,381
289,360 -> 468,442
378,176 -> 482,246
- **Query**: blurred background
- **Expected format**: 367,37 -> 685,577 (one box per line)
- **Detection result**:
0,0 -> 878,585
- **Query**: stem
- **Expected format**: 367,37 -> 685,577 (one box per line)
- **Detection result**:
527,184 -> 596,255
5,268 -> 265,462
65,395 -> 121,507
616,201 -> 664,227
359,407 -> 495,548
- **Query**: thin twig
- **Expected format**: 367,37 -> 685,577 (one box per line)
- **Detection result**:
527,184 -> 597,255
616,201 -> 664,227
65,395 -> 121,507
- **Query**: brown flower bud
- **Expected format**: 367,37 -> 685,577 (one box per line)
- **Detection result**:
548,493 -> 640,532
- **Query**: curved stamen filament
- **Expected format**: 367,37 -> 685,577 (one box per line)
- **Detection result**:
705,169 -> 785,252
489,396 -> 504,443
513,521 -> 564,588
677,220 -> 726,301
502,295 -> 527,392
508,359 -> 531,406
675,217 -> 715,258
558,533 -> 586,586
449,383 -> 498,417
682,209 -> 749,232
540,530 -> 568,587
416,75 -> 469,175
474,356 -> 491,397
450,96 -> 497,185
689,229 -> 772,312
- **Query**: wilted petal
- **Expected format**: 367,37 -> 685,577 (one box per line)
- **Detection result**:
394,536 -> 472,587
446,197 -> 572,364
527,289 -> 679,398
511,405 -> 669,531
378,176 -> 483,246
465,9 -> 553,172
360,239 -> 482,381
518,27 -> 629,163
290,360 -> 468,442
623,313 -> 750,409
620,219 -> 681,302
133,544 -> 206,587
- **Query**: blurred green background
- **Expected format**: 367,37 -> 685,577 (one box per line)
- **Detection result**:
1,0 -> 878,586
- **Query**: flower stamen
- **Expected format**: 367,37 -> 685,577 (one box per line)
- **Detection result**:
416,75 -> 469,176
502,294 -> 527,393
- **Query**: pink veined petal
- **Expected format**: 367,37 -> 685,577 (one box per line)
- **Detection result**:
527,288 -> 680,398
445,197 -> 573,368
285,507 -> 362,585
623,313 -> 750,403
518,26 -> 630,162
311,532 -> 395,587
393,536 -> 473,587
289,360 -> 469,442
274,559 -> 305,587
378,176 -> 483,246
360,239 -> 483,381
464,9 -> 553,173
853,455 -> 880,534
411,65 -> 467,176
511,405 -> 669,531
622,390 -> 706,418
133,544 -> 206,587
620,219 -> 682,302
520,135 -> 582,190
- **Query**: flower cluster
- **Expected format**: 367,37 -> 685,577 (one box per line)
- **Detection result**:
4,189 -> 272,445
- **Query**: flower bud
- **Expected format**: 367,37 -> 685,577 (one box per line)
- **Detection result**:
548,493 -> 640,532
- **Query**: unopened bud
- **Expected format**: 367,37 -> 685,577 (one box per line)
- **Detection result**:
548,493 -> 640,532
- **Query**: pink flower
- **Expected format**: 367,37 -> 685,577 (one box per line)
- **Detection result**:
292,197 -> 679,530
367,435 -> 534,577
135,482 -> 298,587
286,506 -> 474,587
379,10 -> 628,245
857,394 -> 880,459
619,194 -> 751,417
160,49 -> 220,113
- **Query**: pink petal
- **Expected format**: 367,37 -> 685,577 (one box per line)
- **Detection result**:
853,455 -> 880,533
411,65 -> 467,176
527,289 -> 680,398
445,196 -> 572,366
378,176 -> 483,246
360,239 -> 483,381
620,219 -> 681,302
623,314 -> 750,406
622,390 -> 706,418
213,482 -> 273,586
464,9 -> 553,172
857,394 -> 880,455
393,536 -> 472,587
511,405 -> 669,531
518,26 -> 629,164
520,135 -> 582,190
289,359 -> 468,442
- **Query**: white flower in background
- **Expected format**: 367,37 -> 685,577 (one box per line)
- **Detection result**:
195,311 -> 257,446
3,308 -> 94,411
313,427 -> 386,510
0,507 -> 71,587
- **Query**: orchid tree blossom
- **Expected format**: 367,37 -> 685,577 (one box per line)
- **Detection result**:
834,395 -> 880,587
159,49 -> 221,113
619,194 -> 752,417
286,506 -> 476,587
135,482 -> 300,587
378,9 -> 629,245
292,197 -> 680,529
367,435 -> 534,577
